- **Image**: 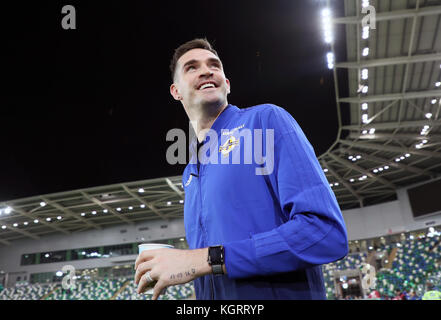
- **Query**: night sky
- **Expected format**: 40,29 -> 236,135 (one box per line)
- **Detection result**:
1,0 -> 348,202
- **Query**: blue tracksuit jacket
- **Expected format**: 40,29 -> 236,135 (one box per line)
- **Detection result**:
182,104 -> 348,299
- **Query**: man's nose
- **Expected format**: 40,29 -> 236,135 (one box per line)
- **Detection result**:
199,64 -> 213,77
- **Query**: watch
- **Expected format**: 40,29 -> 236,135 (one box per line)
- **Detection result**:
207,245 -> 224,275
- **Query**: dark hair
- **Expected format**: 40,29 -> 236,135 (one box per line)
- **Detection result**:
169,38 -> 219,81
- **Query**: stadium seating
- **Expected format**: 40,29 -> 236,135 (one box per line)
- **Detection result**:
321,234 -> 441,299
375,234 -> 441,297
114,278 -> 195,300
0,282 -> 57,300
46,277 -> 127,300
0,276 -> 195,300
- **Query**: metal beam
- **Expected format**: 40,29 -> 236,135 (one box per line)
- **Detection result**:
0,222 -> 40,240
8,206 -> 70,235
80,192 -> 133,225
338,147 -> 434,177
328,153 -> 395,190
0,239 -> 10,245
339,90 -> 441,104
342,119 -> 441,131
122,185 -> 168,220
165,178 -> 184,200
41,197 -> 102,230
322,160 -> 363,206
332,5 -> 441,24
349,133 -> 441,142
336,53 -> 441,69
339,139 -> 441,159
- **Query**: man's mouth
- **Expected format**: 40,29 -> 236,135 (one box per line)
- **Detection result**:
197,82 -> 217,90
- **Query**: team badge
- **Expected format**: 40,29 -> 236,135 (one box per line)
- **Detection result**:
219,136 -> 239,156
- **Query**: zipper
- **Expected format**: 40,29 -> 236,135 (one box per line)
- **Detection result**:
196,146 -> 214,300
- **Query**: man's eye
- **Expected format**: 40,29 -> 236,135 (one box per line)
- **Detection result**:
187,66 -> 196,71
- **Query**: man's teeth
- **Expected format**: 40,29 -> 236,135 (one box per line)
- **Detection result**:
200,83 -> 215,90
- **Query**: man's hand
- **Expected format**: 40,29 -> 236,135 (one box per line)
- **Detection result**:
134,247 -> 211,300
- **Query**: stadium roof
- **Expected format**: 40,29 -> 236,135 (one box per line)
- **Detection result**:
0,176 -> 184,245
318,0 -> 441,209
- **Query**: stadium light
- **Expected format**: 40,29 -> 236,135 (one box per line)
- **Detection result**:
326,52 -> 334,70
167,202 -> 172,206
13,223 -> 18,227
34,219 -> 39,224
116,208 -> 121,212
40,202 -> 46,207
362,85 -> 368,94
138,188 -> 145,193
361,103 -> 368,110
91,211 -> 97,215
362,47 -> 369,56
1,226 -> 6,230
23,222 -> 28,226
81,213 -> 86,216
431,99 -> 437,104
57,216 -> 62,220
362,26 -> 369,39
179,200 -> 184,204
361,68 -> 368,80
436,82 -> 441,87
425,113 -> 432,119
4,207 -> 12,214
46,218 -> 51,222
128,206 -> 133,210
56,271 -> 63,277
103,209 -> 108,213
322,9 -> 333,44
140,204 -> 145,209
362,113 -> 369,123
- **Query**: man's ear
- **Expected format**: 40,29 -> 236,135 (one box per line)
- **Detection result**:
226,78 -> 231,94
170,83 -> 182,100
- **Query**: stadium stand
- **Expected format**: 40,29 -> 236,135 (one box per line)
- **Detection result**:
322,234 -> 441,299
0,282 -> 58,300
0,276 -> 195,300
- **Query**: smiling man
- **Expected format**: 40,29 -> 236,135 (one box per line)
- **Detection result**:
134,38 -> 348,300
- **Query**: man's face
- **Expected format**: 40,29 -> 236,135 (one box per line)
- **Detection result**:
170,48 -> 230,108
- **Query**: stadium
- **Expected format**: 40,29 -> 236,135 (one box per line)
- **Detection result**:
2,0 -> 441,301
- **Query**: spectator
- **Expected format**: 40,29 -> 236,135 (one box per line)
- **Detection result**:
422,282 -> 441,300
393,289 -> 406,300
368,289 -> 381,300
408,290 -> 419,300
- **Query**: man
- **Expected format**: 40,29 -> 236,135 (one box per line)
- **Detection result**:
134,38 -> 348,300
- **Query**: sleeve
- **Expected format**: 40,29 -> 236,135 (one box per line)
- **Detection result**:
223,105 -> 349,279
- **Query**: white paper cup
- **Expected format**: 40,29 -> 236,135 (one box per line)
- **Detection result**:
138,243 -> 174,254
137,243 -> 174,295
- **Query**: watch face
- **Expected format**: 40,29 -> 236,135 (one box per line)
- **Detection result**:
209,246 -> 224,265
